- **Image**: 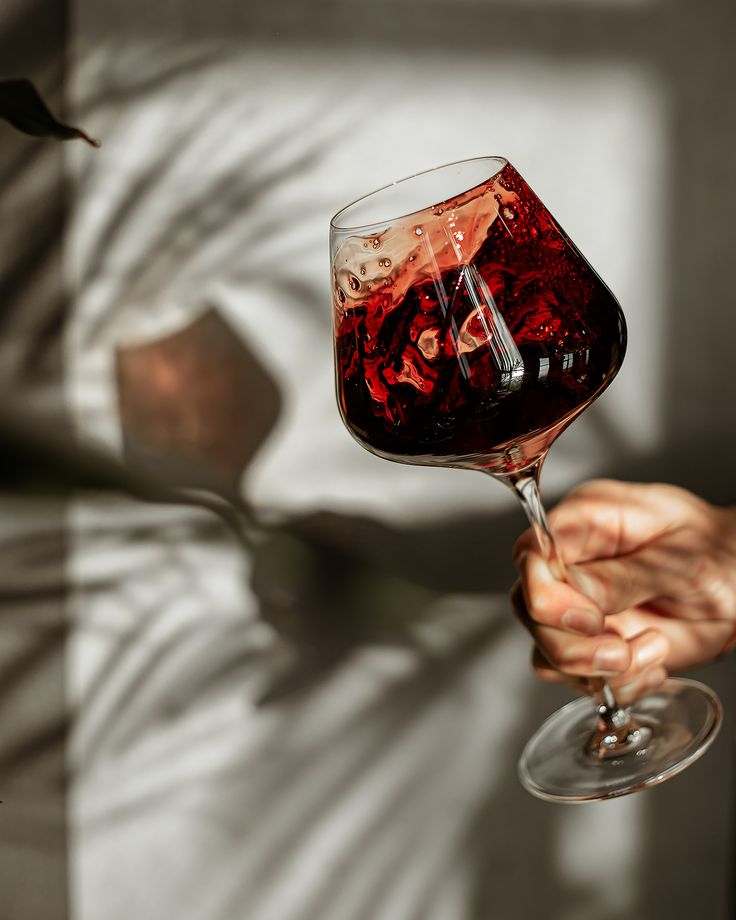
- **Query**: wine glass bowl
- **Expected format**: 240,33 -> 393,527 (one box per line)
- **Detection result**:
330,156 -> 722,801
332,156 -> 626,478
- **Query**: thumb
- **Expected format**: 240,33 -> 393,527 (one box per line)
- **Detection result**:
567,548 -> 671,615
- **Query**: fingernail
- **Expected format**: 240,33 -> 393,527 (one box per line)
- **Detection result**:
592,642 -> 628,674
562,607 -> 602,636
636,634 -> 669,669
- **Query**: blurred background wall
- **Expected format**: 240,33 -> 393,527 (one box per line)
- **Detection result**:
2,0 -> 736,918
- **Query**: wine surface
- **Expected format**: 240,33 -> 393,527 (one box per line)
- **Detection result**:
333,163 -> 625,475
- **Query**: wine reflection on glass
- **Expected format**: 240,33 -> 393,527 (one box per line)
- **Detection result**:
330,156 -> 721,801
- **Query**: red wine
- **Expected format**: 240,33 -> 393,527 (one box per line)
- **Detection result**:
334,163 -> 625,475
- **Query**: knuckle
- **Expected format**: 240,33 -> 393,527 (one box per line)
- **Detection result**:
526,584 -> 563,625
678,553 -> 733,617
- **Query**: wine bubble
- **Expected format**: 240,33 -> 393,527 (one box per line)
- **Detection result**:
414,226 -> 423,236
360,266 -> 366,275
502,206 -> 516,221
337,287 -> 346,304
349,275 -> 361,291
372,238 -> 381,249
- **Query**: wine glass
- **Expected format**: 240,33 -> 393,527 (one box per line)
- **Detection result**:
330,156 -> 722,802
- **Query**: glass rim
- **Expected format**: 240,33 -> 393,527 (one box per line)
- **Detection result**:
330,155 -> 509,233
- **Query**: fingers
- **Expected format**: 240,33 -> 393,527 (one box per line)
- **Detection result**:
511,478 -> 714,703
623,614 -> 735,673
513,556 -> 604,636
529,626 -> 670,705
566,554 -> 658,616
604,629 -> 669,704
514,479 -> 692,571
513,576 -> 671,696
512,479 -> 645,568
517,477 -> 728,615
544,479 -> 681,562
608,665 -> 668,706
516,537 -> 677,621
512,580 -> 630,677
531,647 -> 588,692
529,622 -> 631,677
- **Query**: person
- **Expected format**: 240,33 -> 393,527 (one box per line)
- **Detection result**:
512,479 -> 736,705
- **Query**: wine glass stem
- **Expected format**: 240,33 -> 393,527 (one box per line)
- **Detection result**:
505,467 -> 631,736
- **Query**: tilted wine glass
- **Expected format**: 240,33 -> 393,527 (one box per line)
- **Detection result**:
330,156 -> 721,801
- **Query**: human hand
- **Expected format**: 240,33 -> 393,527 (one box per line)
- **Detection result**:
512,479 -> 736,704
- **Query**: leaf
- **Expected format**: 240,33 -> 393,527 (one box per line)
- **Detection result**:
0,78 -> 100,147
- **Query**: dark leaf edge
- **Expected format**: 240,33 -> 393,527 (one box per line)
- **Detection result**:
0,78 -> 100,147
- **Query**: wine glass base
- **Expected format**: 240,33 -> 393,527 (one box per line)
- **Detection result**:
518,678 -> 722,803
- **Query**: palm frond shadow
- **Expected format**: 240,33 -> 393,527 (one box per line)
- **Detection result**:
218,617 -> 511,920
73,617 -> 270,775
0,527 -> 68,603
67,517 -> 241,725
83,593 -> 509,824
0,168 -> 65,375
80,99 -> 343,347
80,77 -> 267,270
0,601 -> 68,786
0,140 -> 48,196
78,46 -> 225,115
